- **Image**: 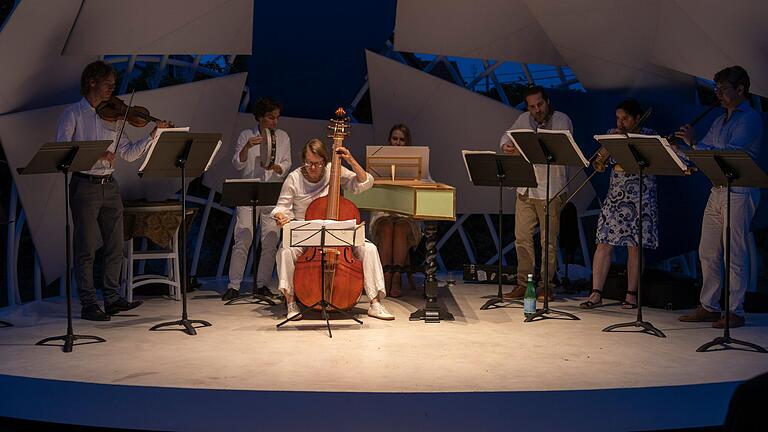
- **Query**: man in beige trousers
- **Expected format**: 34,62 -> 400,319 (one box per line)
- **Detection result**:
499,86 -> 573,301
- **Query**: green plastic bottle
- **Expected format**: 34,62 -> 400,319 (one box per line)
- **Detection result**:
524,273 -> 537,318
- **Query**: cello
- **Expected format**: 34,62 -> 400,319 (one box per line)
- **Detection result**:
292,108 -> 364,310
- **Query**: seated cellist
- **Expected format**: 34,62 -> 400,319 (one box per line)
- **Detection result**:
272,138 -> 395,321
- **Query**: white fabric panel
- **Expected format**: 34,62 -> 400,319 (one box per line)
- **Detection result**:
0,0 -> 95,114
394,0 -> 767,94
0,73 -> 246,283
366,50 -> 523,214
0,105 -> 71,283
202,114 -> 374,194
651,0 -> 768,97
394,0 -> 563,65
62,0 -> 252,55
523,0 -> 691,90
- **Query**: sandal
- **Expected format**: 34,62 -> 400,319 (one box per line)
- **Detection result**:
579,289 -> 603,309
622,290 -> 638,309
390,264 -> 403,298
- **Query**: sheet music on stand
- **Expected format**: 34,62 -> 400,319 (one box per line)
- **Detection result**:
143,130 -> 222,336
684,149 -> 768,187
18,140 -> 111,175
283,219 -> 365,249
461,150 -> 496,184
504,128 -> 585,322
17,139 -> 113,350
594,133 -> 689,174
138,128 -> 222,174
506,128 -> 589,167
220,179 -> 283,206
139,127 -> 188,171
462,150 -> 536,312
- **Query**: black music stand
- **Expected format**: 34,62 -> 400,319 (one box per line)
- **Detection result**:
685,150 -> 768,353
143,131 -> 221,336
598,134 -> 689,338
509,130 -> 586,322
463,152 -> 537,310
221,179 -> 283,306
19,140 -> 111,352
275,220 -> 364,338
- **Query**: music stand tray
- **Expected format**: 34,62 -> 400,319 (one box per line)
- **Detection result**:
221,179 -> 283,306
598,134 -> 689,338
19,140 -> 112,352
684,149 -> 768,353
507,129 -> 587,322
143,132 -> 222,336
276,220 -> 365,338
463,151 -> 535,312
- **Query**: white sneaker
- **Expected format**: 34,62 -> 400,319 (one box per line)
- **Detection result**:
286,302 -> 301,320
367,302 -> 395,321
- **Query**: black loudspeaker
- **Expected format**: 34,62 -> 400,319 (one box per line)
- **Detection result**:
642,269 -> 701,310
559,202 -> 579,292
463,264 -> 516,285
559,202 -> 579,253
744,292 -> 768,313
602,264 -> 628,300
602,265 -> 700,310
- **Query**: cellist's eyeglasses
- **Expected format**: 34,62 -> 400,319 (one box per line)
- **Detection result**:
304,161 -> 324,169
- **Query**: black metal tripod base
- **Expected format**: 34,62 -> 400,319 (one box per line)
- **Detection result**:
225,293 -> 277,306
697,336 -> 767,353
480,296 -> 522,310
524,306 -> 580,322
276,300 -> 363,338
410,299 -> 455,323
149,318 -> 212,336
36,333 -> 106,353
603,320 -> 666,338
0,320 -> 12,327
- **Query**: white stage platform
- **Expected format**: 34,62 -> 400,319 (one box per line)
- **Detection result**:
1,279 -> 766,431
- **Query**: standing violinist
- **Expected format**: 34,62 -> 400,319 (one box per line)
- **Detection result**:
221,97 -> 291,302
677,66 -> 762,329
272,139 -> 394,321
579,99 -> 658,310
56,60 -> 172,321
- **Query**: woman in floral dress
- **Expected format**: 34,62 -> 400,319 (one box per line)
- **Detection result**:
580,99 -> 658,309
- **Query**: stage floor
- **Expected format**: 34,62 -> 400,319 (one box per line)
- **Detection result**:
1,278 -> 767,431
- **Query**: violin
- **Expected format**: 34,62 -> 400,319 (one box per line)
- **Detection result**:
560,107 -> 652,203
592,107 -> 653,172
96,95 -> 165,128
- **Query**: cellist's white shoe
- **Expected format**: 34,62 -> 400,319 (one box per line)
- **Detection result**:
367,302 -> 395,320
286,302 -> 301,320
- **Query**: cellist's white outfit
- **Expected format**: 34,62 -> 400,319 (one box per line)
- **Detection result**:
272,163 -> 387,302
